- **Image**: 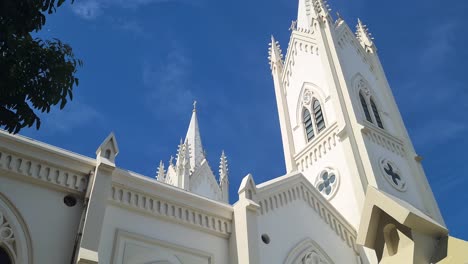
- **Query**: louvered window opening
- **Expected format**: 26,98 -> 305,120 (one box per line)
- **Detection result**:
360,93 -> 373,123
371,99 -> 384,129
303,109 -> 315,142
313,99 -> 326,132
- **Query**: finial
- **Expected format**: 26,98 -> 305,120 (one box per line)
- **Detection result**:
356,18 -> 375,51
289,20 -> 297,31
169,155 -> 174,166
193,100 -> 197,112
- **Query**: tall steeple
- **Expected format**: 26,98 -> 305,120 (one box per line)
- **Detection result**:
185,101 -> 205,171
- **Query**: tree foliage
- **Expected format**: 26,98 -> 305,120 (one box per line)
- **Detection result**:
0,0 -> 82,133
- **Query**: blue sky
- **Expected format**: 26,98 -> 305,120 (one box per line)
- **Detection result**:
22,0 -> 467,239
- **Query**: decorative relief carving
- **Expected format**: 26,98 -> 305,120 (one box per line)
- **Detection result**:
303,90 -> 313,105
110,185 -> 231,237
302,251 -> 329,264
314,168 -> 340,200
0,211 -> 16,260
362,128 -> 405,157
295,124 -> 338,172
0,150 -> 88,193
379,158 -> 407,192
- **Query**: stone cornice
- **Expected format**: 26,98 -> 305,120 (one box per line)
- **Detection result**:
361,124 -> 405,157
110,169 -> 233,238
0,131 -> 96,174
0,148 -> 89,194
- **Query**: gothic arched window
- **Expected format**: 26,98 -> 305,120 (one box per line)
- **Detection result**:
0,247 -> 12,264
370,98 -> 384,129
303,108 -> 314,142
313,99 -> 326,132
359,92 -> 373,123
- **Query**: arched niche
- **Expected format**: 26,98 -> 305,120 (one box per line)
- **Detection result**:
294,82 -> 328,130
284,238 -> 334,264
0,194 -> 33,264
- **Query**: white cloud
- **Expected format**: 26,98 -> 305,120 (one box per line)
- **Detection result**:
419,22 -> 456,72
142,44 -> 194,116
40,101 -> 104,133
72,0 -> 101,20
71,0 -> 203,20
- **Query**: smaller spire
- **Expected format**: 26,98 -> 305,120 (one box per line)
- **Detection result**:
268,35 -> 284,70
169,155 -> 174,167
219,151 -> 229,203
356,18 -> 376,52
219,151 -> 229,182
156,160 -> 166,181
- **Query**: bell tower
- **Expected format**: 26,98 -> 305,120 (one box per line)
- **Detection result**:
269,0 -> 445,228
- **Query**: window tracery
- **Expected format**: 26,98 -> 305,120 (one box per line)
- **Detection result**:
314,168 -> 340,199
301,90 -> 327,143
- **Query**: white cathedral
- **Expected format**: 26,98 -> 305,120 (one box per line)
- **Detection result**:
0,0 -> 467,263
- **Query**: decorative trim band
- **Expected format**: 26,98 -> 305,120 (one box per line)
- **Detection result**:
361,126 -> 405,157
110,184 -> 232,238
294,123 -> 339,172
0,150 -> 89,193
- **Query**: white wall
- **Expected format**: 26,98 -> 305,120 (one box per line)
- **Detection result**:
98,205 -> 231,264
0,173 -> 83,263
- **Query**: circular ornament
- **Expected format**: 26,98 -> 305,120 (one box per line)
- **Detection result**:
303,90 -> 313,105
379,158 -> 407,192
314,168 -> 340,200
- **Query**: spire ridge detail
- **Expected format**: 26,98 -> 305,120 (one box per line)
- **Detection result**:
268,35 -> 284,70
156,160 -> 166,181
356,18 -> 376,52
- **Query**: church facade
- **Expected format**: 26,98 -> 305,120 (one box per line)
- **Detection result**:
0,0 -> 466,263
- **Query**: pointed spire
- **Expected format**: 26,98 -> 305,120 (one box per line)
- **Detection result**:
156,160 -> 166,181
356,18 -> 375,52
268,35 -> 283,71
184,101 -> 205,171
219,151 -> 229,182
219,151 -> 229,203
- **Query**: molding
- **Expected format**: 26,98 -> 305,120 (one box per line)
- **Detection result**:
255,173 -> 360,255
360,125 -> 405,157
111,229 -> 214,264
0,193 -> 33,264
294,122 -> 339,172
0,149 -> 89,194
109,184 -> 232,238
284,238 -> 335,264
282,31 -> 320,90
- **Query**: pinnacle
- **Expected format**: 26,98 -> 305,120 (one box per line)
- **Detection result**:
268,35 -> 283,69
356,18 -> 375,50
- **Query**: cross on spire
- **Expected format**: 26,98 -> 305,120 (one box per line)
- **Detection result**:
193,100 -> 197,112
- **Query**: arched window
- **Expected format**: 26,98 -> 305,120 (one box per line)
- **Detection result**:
0,247 -> 12,264
313,99 -> 326,132
370,98 -> 384,129
359,92 -> 373,123
303,108 -> 314,142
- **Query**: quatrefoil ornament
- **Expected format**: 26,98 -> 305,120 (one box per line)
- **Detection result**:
315,169 -> 340,200
379,158 -> 407,192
